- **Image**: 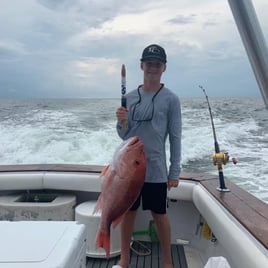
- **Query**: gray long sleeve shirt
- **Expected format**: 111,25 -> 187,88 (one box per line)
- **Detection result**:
116,85 -> 181,183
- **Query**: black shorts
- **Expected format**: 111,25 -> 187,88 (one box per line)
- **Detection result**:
130,182 -> 168,214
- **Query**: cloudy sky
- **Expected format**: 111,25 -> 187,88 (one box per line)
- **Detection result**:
0,0 -> 268,99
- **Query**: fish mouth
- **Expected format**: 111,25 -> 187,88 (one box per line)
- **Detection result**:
130,136 -> 140,145
127,136 -> 144,153
129,136 -> 144,148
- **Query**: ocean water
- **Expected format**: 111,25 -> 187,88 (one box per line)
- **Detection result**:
0,97 -> 267,203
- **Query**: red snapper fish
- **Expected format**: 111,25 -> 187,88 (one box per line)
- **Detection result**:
93,136 -> 146,258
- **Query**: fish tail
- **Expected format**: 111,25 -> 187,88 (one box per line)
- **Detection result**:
95,230 -> 111,258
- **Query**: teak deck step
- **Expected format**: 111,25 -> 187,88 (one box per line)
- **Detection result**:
86,241 -> 187,268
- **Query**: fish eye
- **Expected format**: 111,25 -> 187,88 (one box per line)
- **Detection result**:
135,160 -> 140,165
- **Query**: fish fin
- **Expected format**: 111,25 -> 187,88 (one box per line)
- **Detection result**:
94,166 -> 117,215
111,212 -> 127,229
95,230 -> 111,258
101,168 -> 117,189
100,165 -> 110,179
93,195 -> 102,214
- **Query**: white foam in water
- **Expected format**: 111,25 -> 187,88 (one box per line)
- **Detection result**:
0,98 -> 267,203
0,123 -> 121,165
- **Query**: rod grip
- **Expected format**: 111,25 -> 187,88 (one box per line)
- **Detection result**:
121,96 -> 127,108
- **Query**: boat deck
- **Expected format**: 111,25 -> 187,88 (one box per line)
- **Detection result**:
86,241 -> 187,268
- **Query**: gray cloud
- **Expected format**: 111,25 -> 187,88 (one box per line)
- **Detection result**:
168,14 -> 197,25
0,0 -> 267,99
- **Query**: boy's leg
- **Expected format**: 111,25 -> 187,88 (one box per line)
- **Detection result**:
152,211 -> 173,268
115,210 -> 137,268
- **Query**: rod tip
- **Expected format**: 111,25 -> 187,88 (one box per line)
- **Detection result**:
121,64 -> 126,77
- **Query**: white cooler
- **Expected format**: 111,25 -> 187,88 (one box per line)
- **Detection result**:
0,221 -> 86,268
75,201 -> 121,258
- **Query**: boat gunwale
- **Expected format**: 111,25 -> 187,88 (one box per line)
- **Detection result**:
0,164 -> 104,173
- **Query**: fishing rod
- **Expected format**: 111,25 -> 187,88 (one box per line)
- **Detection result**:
199,85 -> 236,192
121,64 -> 127,129
121,64 -> 127,108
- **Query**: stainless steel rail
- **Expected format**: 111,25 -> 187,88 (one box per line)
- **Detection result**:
228,0 -> 268,108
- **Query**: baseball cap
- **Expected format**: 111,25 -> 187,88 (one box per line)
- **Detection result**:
141,44 -> 167,63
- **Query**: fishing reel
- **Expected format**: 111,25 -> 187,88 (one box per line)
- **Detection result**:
212,151 -> 237,192
212,152 -> 237,166
212,152 -> 229,166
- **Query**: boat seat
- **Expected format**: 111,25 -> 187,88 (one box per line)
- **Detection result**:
0,172 -> 44,190
0,171 -> 101,192
0,172 -> 195,201
43,172 -> 101,192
